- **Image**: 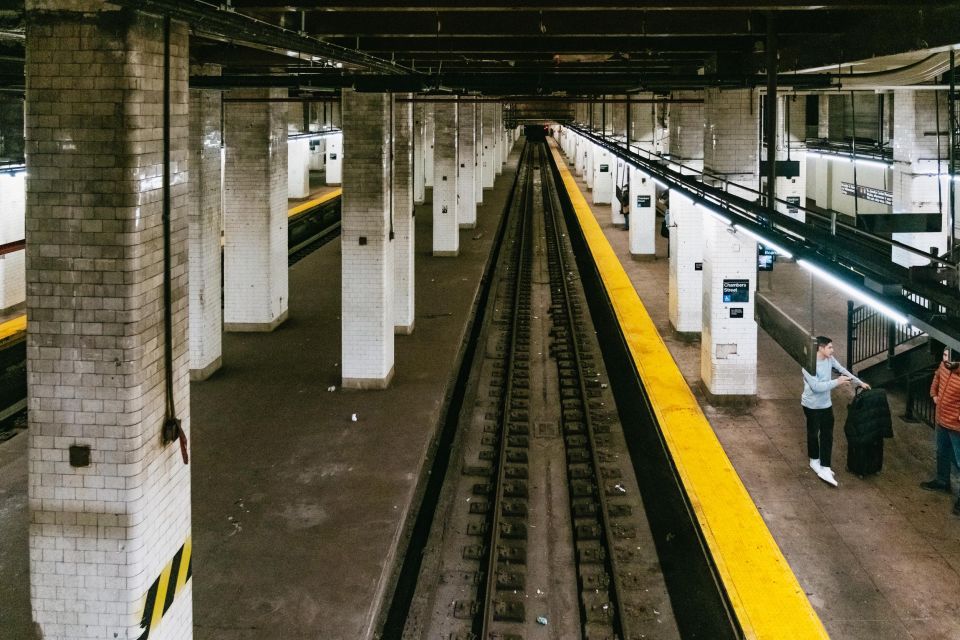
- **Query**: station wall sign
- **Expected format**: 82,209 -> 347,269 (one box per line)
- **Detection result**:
730,307 -> 744,318
840,182 -> 892,206
599,164 -> 610,172
636,195 -> 651,208
722,279 -> 749,303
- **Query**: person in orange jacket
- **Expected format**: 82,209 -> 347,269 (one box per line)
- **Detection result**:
920,346 -> 960,515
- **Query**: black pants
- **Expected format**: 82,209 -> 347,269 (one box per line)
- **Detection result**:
803,406 -> 834,468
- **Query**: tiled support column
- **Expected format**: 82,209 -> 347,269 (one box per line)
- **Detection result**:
393,93 -> 415,334
628,167 -> 656,256
188,82 -> 223,380
585,142 -> 596,190
424,103 -> 435,189
655,100 -> 671,155
341,89 -> 395,388
700,88 -> 758,401
481,102 -> 496,189
775,95 -> 807,223
433,101 -> 459,256
629,94 -> 657,156
224,88 -> 288,331
0,170 -> 25,313
24,7 -> 193,640
495,103 -> 504,174
457,100 -> 477,228
574,135 -> 586,176
592,145 -> 613,205
474,103 -> 484,205
667,92 -> 706,335
287,138 -> 310,198
414,102 -> 426,204
891,90 -> 950,266
325,132 -> 342,185
810,95 -> 831,208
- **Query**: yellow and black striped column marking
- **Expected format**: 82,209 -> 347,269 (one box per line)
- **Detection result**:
137,537 -> 192,640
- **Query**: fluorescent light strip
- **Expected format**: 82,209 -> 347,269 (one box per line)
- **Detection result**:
695,202 -> 732,225
797,259 -> 909,325
733,225 -> 793,258
671,189 -> 694,205
652,177 -> 669,190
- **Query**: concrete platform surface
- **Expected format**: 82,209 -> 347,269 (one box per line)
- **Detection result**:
0,145 -> 521,640
560,149 -> 960,640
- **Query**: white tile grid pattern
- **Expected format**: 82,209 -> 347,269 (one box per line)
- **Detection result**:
25,13 -> 193,640
188,88 -> 222,374
424,103 -> 435,188
223,88 -> 289,327
432,102 -> 459,254
413,102 -> 425,204
474,103 -> 484,204
393,94 -> 415,330
287,138 -> 310,199
592,146 -> 613,205
457,101 -> 477,228
0,171 -> 25,312
341,90 -> 395,382
628,166 -> 656,255
481,103 -> 496,189
700,89 -> 759,396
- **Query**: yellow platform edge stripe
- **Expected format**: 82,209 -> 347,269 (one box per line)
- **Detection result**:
287,188 -> 342,218
548,138 -> 828,640
0,314 -> 26,343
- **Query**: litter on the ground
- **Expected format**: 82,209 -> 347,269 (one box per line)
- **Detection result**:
351,413 -> 358,422
536,616 -> 548,625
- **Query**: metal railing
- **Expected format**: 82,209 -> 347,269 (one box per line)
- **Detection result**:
846,299 -> 925,370
904,367 -> 937,428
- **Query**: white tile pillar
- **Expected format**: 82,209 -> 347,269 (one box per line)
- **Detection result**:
414,101 -> 426,204
474,102 -> 484,205
585,142 -> 596,190
892,90 -> 950,266
341,89 -> 395,388
424,102 -> 435,189
775,95 -> 806,223
574,135 -> 586,177
481,102 -> 496,189
433,101 -> 459,256
668,91 -> 705,334
188,82 -> 223,380
628,166 -> 656,256
0,170 -> 25,314
224,88 -> 289,332
700,88 -> 758,400
393,93 -> 415,334
592,145 -> 613,205
325,132 -> 342,185
24,8 -> 193,640
494,103 -> 503,174
457,100 -> 477,228
287,138 -> 310,199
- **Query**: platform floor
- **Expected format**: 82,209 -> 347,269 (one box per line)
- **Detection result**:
560,153 -> 960,639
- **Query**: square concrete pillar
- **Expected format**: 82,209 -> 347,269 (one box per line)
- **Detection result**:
0,170 -> 25,314
393,94 -> 415,334
775,95 -> 807,223
668,190 -> 704,335
341,90 -> 395,388
287,138 -> 310,199
424,103 -> 435,189
433,101 -> 459,256
495,103 -> 504,174
700,88 -> 759,401
628,166 -> 656,256
24,9 -> 193,640
188,86 -> 223,380
592,146 -> 612,206
667,92 -> 705,334
414,102 -> 426,204
481,103 -> 496,189
575,135 -> 587,177
474,102 -> 484,205
224,88 -> 289,332
457,100 -> 477,228
325,132 -> 343,185
892,90 -> 950,266
585,142 -> 597,190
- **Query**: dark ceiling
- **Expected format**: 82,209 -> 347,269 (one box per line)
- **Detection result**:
2,1 -> 960,95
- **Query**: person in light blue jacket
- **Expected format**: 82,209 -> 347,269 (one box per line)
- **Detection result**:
802,335 -> 870,487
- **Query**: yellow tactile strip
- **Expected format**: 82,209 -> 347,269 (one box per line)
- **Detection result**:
287,188 -> 342,218
0,314 -> 26,344
548,138 -> 828,640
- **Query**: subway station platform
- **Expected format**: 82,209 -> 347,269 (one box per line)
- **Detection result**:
556,145 -> 960,640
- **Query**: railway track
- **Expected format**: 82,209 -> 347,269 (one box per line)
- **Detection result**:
401,141 -> 680,639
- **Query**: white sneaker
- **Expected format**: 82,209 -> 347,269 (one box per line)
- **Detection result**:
809,458 -> 821,473
816,466 -> 838,487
